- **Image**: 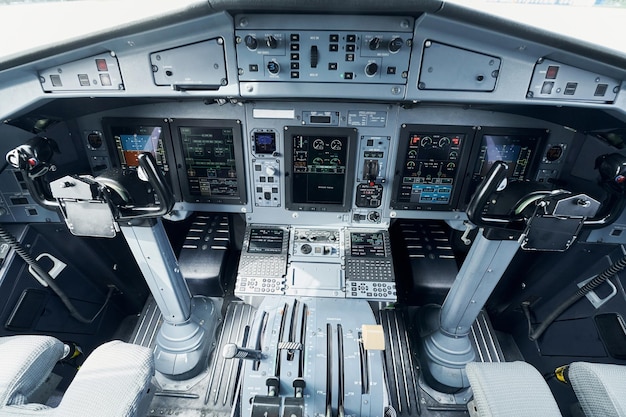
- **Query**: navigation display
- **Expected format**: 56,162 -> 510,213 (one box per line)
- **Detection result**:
285,126 -> 357,212
391,125 -> 474,210
248,228 -> 285,254
350,232 -> 385,257
171,119 -> 247,205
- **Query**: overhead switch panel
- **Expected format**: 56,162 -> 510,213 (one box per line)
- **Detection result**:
528,58 -> 619,103
39,53 -> 123,92
418,41 -> 501,92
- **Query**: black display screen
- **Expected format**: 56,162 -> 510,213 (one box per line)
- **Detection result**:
285,127 -> 357,212
254,131 -> 276,154
392,125 -> 473,210
171,119 -> 247,205
248,228 -> 284,254
474,134 -> 540,180
105,121 -> 169,169
350,232 -> 385,257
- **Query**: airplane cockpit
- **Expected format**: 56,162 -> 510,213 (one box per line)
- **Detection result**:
1,1 -> 626,416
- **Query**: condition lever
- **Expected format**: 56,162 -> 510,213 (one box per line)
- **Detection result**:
222,343 -> 264,361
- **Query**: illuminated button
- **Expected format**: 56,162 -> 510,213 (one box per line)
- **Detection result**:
290,34 -> 300,41
546,65 -> 559,79
541,81 -> 554,94
346,44 -> 355,52
290,53 -> 299,60
387,66 -> 396,74
344,72 -> 354,79
329,44 -> 339,52
99,73 -> 112,86
328,62 -> 338,70
290,43 -> 300,51
347,34 -> 356,42
291,71 -> 299,78
564,82 -> 578,95
330,34 -> 339,42
346,54 -> 354,62
95,59 -> 108,72
291,62 -> 300,69
249,64 -> 259,72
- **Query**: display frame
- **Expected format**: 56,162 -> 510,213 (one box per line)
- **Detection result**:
284,126 -> 358,212
101,117 -> 180,201
170,118 -> 247,205
459,126 -> 550,208
390,124 -> 476,211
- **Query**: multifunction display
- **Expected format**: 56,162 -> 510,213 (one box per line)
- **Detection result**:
104,119 -> 170,170
350,232 -> 385,257
171,119 -> 247,205
473,132 -> 545,181
392,125 -> 473,210
248,228 -> 285,254
285,127 -> 357,212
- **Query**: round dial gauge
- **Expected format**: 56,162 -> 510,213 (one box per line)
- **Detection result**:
421,136 -> 432,147
439,136 -> 451,147
313,139 -> 325,150
330,139 -> 342,150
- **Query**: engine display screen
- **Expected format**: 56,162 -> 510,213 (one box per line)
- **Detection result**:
285,127 -> 357,212
350,232 -> 386,257
170,119 -> 247,205
392,125 -> 473,210
248,228 -> 285,254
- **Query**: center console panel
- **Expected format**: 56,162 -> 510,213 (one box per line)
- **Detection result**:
239,296 -> 386,417
236,225 -> 396,301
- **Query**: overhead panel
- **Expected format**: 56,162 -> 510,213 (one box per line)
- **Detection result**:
38,53 -> 123,92
150,39 -> 227,90
528,58 -> 620,103
418,41 -> 501,92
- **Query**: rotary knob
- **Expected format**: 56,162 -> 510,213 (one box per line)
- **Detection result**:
389,37 -> 403,53
365,62 -> 379,77
265,166 -> 276,176
266,35 -> 278,49
369,37 -> 381,50
244,35 -> 258,50
267,61 -> 280,75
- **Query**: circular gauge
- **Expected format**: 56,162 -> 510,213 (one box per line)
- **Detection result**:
421,136 -> 432,147
87,132 -> 103,149
331,139 -> 342,150
312,157 -> 324,165
439,136 -> 451,147
546,145 -> 563,162
406,161 -> 416,169
313,139 -> 325,150
449,151 -> 458,160
330,158 -> 341,165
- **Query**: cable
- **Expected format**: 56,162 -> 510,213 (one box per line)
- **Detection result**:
0,225 -> 114,324
528,251 -> 626,341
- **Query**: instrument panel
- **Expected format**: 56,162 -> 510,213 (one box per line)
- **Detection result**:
81,103 -> 571,228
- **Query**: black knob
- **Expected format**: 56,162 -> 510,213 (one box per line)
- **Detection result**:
310,45 -> 319,68
369,37 -> 381,50
267,61 -> 280,75
244,35 -> 258,50
365,62 -> 379,77
266,35 -> 278,49
389,37 -> 403,53
300,244 -> 312,254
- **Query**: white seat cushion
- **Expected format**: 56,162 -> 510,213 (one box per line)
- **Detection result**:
466,361 -> 562,417
569,362 -> 626,417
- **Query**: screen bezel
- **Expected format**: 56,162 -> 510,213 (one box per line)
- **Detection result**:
284,126 -> 358,212
459,126 -> 550,208
102,117 -> 180,201
170,118 -> 247,205
390,124 -> 475,211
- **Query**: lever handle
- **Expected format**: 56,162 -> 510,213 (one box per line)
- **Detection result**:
222,343 -> 264,360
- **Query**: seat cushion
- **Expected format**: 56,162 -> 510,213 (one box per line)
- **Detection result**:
54,340 -> 154,417
0,335 -> 64,406
569,362 -> 626,417
466,361 -> 562,417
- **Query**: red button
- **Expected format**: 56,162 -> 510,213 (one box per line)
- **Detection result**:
95,59 -> 108,72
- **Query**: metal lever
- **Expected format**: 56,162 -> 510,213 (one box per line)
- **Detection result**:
222,343 -> 264,360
